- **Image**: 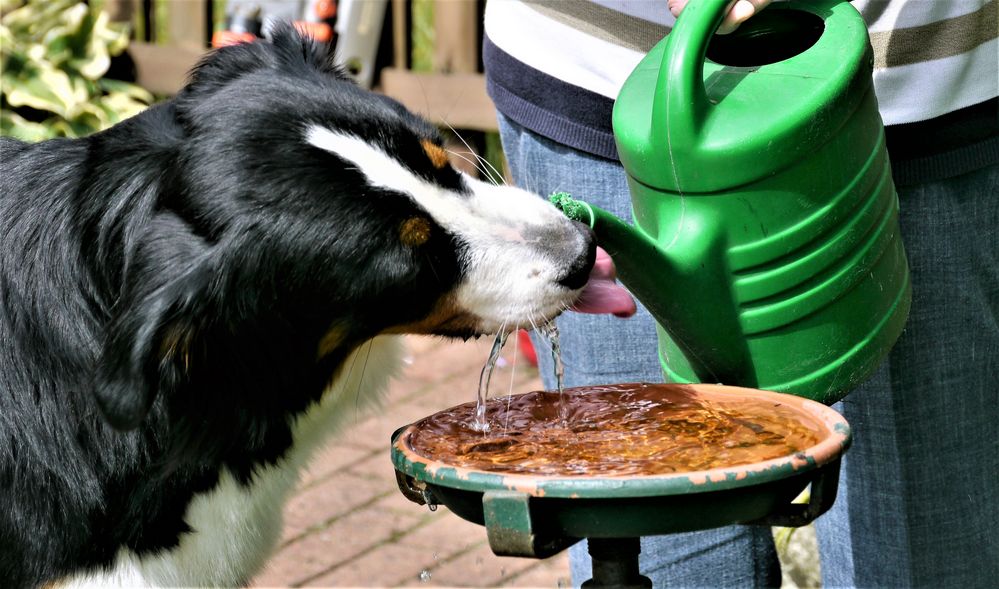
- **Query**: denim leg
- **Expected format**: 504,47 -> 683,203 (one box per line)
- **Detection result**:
498,113 -> 782,589
815,164 -> 999,588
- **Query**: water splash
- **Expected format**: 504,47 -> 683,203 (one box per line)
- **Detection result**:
472,329 -> 509,432
419,569 -> 432,583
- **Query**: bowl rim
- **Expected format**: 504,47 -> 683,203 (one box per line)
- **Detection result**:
391,383 -> 851,499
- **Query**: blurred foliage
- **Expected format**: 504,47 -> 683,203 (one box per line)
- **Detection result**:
1,0 -> 153,141
410,0 -> 433,72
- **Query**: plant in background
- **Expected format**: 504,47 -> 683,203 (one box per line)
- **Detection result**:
1,0 -> 152,141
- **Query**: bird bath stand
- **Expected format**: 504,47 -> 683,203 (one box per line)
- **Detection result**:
391,383 -> 850,588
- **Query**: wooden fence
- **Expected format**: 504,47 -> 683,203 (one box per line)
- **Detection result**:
109,0 -> 497,132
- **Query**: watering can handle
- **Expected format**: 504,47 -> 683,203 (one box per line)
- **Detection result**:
652,0 -> 736,151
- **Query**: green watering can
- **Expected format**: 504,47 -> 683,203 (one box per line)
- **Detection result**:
554,0 -> 911,405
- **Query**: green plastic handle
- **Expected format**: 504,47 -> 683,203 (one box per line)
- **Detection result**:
651,0 -> 734,159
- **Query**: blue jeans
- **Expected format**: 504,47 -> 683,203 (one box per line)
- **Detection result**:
498,112 -> 999,588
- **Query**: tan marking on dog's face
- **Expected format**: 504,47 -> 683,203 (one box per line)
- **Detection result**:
384,294 -> 481,336
306,126 -> 593,333
399,216 -> 432,247
317,324 -> 348,360
421,139 -> 449,169
160,323 -> 193,373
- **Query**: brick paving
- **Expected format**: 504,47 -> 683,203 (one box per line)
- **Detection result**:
250,335 -> 570,588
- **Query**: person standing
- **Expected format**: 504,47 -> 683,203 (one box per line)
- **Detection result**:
484,0 -> 998,586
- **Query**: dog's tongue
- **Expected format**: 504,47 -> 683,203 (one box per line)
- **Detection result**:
572,247 -> 637,318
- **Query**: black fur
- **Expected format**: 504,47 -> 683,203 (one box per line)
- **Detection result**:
0,26 -> 475,588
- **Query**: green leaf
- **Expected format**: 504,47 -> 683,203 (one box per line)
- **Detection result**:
2,0 -> 152,138
64,108 -> 104,136
43,28 -> 75,66
47,118 -> 75,137
0,108 -> 57,141
0,1 -> 26,15
70,75 -> 93,106
70,41 -> 110,80
2,0 -> 76,39
98,92 -> 148,122
77,100 -> 113,126
4,59 -> 76,116
0,23 -> 17,55
95,11 -> 131,56
99,78 -> 154,104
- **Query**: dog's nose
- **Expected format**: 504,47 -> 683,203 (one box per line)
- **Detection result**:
557,226 -> 597,290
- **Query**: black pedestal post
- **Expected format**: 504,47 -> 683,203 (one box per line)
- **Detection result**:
581,537 -> 653,588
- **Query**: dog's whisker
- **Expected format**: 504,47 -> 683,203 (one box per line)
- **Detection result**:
475,149 -> 507,188
445,122 -> 504,186
467,147 -> 505,187
352,339 -> 375,420
445,122 -> 493,182
340,341 -> 366,423
443,122 -> 490,182
446,149 -> 493,181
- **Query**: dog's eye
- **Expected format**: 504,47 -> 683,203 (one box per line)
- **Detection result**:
420,139 -> 449,169
400,217 -> 432,247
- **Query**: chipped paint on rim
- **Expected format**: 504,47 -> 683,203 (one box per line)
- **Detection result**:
391,383 -> 851,499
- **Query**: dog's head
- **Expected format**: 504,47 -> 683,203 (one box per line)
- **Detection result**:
94,25 -> 595,431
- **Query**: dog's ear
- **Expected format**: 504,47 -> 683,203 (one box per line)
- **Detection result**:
94,215 -> 213,430
266,21 -> 348,79
179,40 -> 276,105
180,21 -> 347,107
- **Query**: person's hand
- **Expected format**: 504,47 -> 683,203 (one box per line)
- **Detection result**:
668,0 -> 772,34
571,247 -> 637,318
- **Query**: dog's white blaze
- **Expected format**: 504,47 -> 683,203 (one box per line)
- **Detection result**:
305,126 -> 558,234
61,337 -> 404,588
306,126 -> 587,329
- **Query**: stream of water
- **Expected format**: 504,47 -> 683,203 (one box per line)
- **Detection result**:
472,320 -> 566,433
472,329 -> 509,432
536,320 -> 568,424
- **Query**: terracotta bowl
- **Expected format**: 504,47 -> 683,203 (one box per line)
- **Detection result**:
391,383 -> 850,557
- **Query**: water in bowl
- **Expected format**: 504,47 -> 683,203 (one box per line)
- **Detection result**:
410,383 -> 824,477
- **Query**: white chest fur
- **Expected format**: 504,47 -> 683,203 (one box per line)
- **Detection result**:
62,336 -> 404,588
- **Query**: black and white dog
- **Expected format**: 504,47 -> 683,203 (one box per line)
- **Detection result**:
0,26 -> 598,588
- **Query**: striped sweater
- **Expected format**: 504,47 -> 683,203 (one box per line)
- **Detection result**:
483,0 -> 998,184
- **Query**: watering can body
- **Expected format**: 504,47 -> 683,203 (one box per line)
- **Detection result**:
556,0 -> 911,405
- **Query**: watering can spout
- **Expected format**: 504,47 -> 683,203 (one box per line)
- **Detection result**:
550,193 -> 757,387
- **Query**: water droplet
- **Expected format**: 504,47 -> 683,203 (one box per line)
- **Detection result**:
421,488 -> 438,511
419,569 -> 432,583
432,552 -> 440,561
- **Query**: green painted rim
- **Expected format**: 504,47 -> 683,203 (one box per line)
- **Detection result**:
392,384 -> 851,499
